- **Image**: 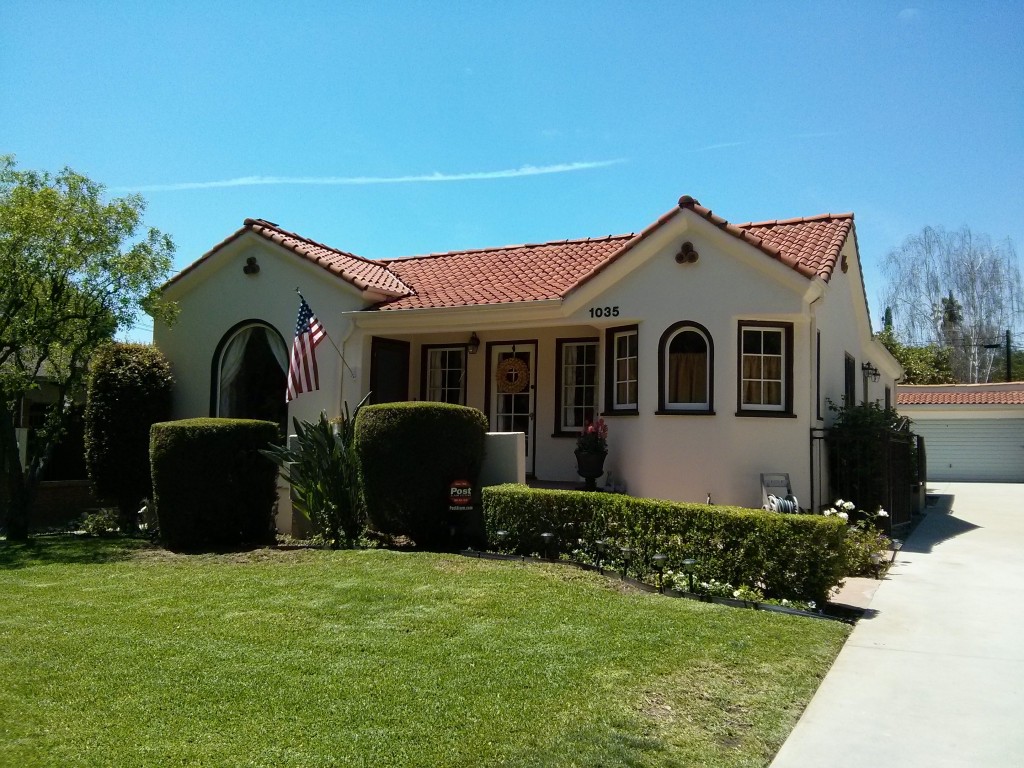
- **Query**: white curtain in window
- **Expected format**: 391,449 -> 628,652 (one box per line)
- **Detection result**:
264,328 -> 288,374
219,327 -> 254,415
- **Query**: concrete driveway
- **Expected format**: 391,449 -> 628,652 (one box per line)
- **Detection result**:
771,482 -> 1024,768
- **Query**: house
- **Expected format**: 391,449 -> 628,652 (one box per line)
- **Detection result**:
155,195 -> 901,526
898,383 -> 1024,483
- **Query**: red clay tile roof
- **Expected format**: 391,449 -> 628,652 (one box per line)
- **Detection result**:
678,196 -> 854,281
373,197 -> 854,310
898,390 -> 1024,406
379,236 -> 633,311
166,218 -> 412,298
242,219 -> 412,298
166,196 -> 856,310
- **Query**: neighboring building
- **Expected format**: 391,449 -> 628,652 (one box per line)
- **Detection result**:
155,195 -> 901,518
898,383 -> 1024,483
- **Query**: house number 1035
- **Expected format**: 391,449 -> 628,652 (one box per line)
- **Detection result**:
588,306 -> 620,318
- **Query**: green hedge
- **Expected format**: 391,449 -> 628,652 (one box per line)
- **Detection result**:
150,418 -> 279,550
482,485 -> 847,604
355,402 -> 488,549
85,343 -> 173,530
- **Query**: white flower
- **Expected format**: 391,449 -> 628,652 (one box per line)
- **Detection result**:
733,590 -> 742,598
834,499 -> 844,508
877,508 -> 889,518
823,509 -> 835,517
843,501 -> 855,511
807,601 -> 816,610
781,599 -> 790,606
837,511 -> 849,521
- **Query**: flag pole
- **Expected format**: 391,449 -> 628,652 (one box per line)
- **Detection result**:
296,288 -> 357,379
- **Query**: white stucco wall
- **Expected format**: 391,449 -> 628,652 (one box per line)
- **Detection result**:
159,210 -> 896,516
155,233 -> 369,425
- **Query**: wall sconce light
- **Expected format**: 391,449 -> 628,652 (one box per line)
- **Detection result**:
674,241 -> 699,264
468,332 -> 480,355
861,362 -> 880,382
242,256 -> 260,275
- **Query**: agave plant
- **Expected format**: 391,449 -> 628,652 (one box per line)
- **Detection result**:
261,394 -> 370,548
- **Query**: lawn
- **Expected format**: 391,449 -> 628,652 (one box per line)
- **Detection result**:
0,537 -> 848,767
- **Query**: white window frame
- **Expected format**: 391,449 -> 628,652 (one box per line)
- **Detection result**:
662,324 -> 711,412
740,325 -> 786,412
424,346 -> 466,405
611,328 -> 639,411
558,340 -> 598,432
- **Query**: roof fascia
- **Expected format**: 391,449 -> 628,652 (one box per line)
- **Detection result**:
347,299 -> 565,333
163,232 -> 371,305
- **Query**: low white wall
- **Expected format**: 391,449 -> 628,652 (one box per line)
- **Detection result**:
480,432 -> 526,487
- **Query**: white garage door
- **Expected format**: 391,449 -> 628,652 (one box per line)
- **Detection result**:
914,419 -> 1024,482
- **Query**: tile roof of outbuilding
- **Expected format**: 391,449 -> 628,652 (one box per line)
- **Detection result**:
898,389 -> 1024,406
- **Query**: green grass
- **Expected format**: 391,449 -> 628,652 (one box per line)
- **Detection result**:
0,537 -> 849,767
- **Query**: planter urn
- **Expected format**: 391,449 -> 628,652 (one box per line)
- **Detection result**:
574,449 -> 608,491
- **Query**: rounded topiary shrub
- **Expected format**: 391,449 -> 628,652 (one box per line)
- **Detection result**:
355,402 -> 488,549
85,343 -> 173,531
150,418 -> 279,550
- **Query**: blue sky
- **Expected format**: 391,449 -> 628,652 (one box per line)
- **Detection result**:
3,1 -> 1021,340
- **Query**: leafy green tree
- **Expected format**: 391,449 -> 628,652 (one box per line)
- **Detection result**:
876,329 -> 955,385
0,156 -> 175,540
85,343 -> 174,532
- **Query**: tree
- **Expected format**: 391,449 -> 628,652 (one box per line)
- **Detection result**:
882,226 -> 1023,383
0,156 -> 175,540
85,343 -> 174,532
876,329 -> 954,385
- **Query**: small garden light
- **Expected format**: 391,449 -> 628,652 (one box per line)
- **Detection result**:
652,552 -> 668,592
681,558 -> 697,593
890,538 -> 903,564
595,538 -> 609,573
870,551 -> 883,579
495,529 -> 509,549
619,546 -> 634,579
540,532 -> 555,560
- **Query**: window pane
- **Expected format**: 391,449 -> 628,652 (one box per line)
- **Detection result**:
739,324 -> 786,411
561,341 -> 597,430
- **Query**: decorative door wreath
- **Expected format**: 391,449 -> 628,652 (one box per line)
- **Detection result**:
495,357 -> 530,394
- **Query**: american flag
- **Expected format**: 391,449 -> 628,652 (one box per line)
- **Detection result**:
286,297 -> 326,402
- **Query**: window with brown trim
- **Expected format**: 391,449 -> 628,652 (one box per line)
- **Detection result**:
658,321 -> 713,413
737,322 -> 794,416
421,345 -> 466,404
555,338 -> 598,433
604,325 -> 639,413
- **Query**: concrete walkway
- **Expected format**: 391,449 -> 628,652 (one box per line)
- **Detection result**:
771,483 -> 1024,768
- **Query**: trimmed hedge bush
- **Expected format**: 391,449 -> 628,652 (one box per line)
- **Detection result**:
85,343 -> 173,530
482,485 -> 847,604
355,402 -> 488,549
150,418 -> 279,550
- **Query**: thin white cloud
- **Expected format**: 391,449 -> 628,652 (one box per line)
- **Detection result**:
114,159 -> 626,193
686,141 -> 747,153
898,8 -> 921,22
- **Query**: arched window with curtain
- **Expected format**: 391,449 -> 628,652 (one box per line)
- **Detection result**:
212,321 -> 289,432
658,322 -> 713,413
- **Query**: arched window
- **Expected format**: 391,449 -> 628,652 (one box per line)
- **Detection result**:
212,321 -> 288,431
658,322 -> 713,413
